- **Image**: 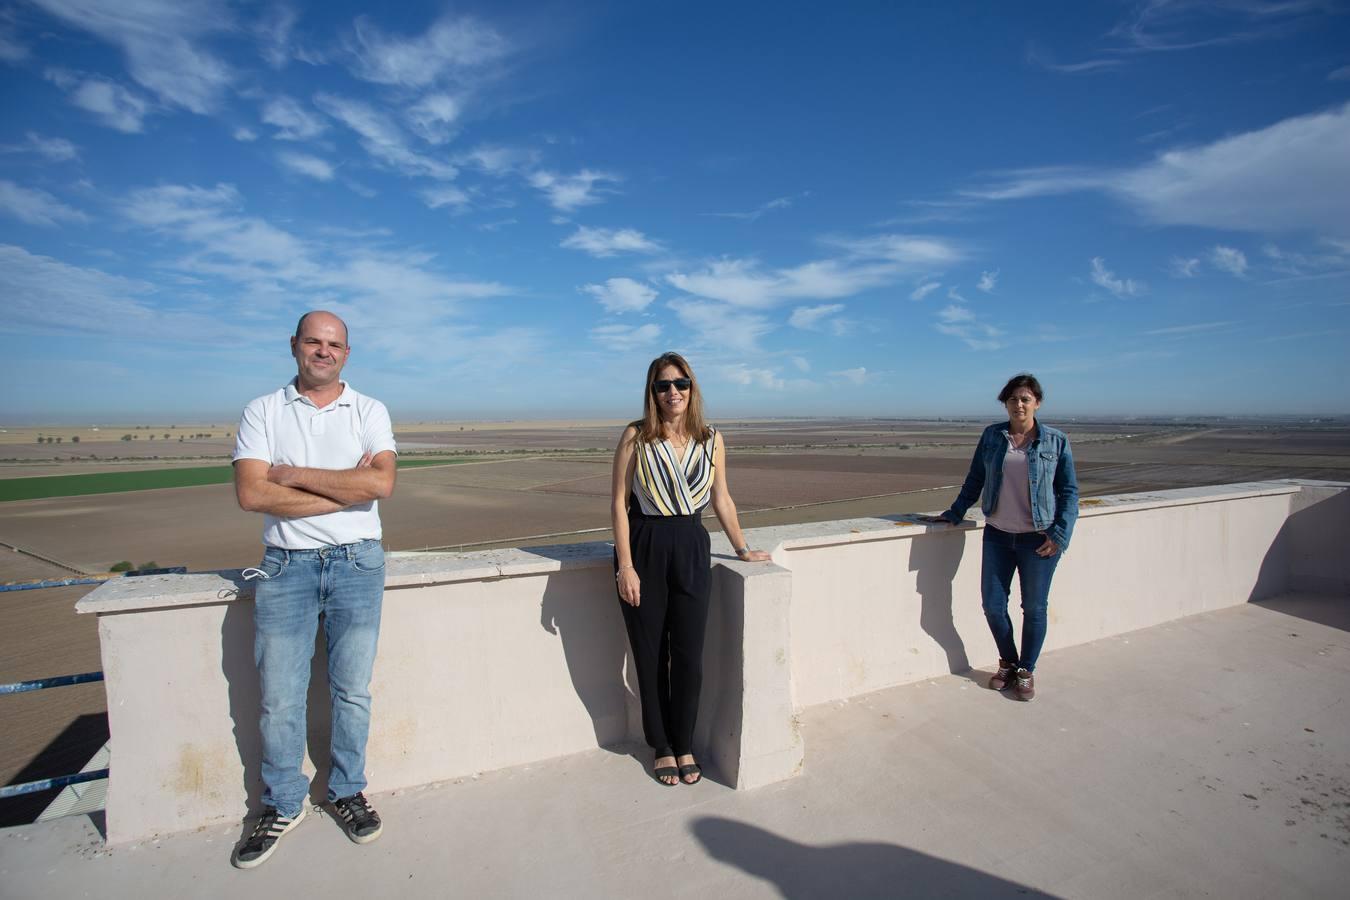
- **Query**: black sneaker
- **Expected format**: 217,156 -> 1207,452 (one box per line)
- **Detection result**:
331,792 -> 383,844
232,805 -> 306,869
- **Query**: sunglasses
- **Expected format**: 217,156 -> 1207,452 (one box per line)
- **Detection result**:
653,378 -> 692,394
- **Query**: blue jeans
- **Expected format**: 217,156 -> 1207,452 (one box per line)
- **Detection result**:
981,525 -> 1059,672
252,539 -> 385,817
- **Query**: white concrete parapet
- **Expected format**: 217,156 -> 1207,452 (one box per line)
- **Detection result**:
77,480 -> 1349,844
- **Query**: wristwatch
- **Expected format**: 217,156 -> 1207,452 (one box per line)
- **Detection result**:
735,546 -> 750,557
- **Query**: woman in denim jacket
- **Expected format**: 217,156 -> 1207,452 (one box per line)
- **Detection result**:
938,373 -> 1078,700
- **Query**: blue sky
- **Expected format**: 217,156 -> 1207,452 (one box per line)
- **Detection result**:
2,0 -> 1348,422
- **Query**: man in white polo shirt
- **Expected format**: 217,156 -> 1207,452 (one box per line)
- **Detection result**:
229,310 -> 397,869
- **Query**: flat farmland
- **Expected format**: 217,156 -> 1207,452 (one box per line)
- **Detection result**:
4,419 -> 1348,577
4,417 -> 1348,821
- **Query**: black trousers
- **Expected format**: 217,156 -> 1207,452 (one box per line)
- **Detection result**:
617,511 -> 712,757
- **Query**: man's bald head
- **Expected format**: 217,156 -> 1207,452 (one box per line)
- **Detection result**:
295,310 -> 349,344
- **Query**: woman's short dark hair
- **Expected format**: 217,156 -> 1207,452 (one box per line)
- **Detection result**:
998,373 -> 1043,404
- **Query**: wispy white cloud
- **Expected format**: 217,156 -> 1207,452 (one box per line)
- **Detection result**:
529,169 -> 620,211
703,192 -> 807,222
878,199 -> 980,226
457,144 -> 539,175
667,235 -> 959,310
1,132 -> 79,162
946,286 -> 967,303
0,180 -> 90,227
830,366 -> 869,385
1209,244 -> 1248,277
590,322 -> 661,350
278,151 -> 335,182
1260,240 -> 1350,278
46,69 -> 151,133
116,182 -> 515,361
1109,0 -> 1331,53
233,127 -> 258,142
960,165 -> 1110,201
254,4 -> 299,69
420,185 -> 470,211
262,95 -> 327,141
661,235 -> 963,313
583,278 -> 657,313
1145,320 -> 1238,337
314,93 -> 457,180
789,303 -> 846,331
670,298 -> 773,353
1330,64 -> 1350,82
667,259 -> 832,309
977,269 -> 999,293
346,13 -> 509,88
823,233 -> 963,267
1090,257 -> 1144,297
0,243 -> 214,338
910,281 -> 942,301
0,9 -> 28,63
561,226 -> 662,258
1025,44 -> 1123,74
966,102 -> 1350,236
1115,102 -> 1350,234
1169,256 -> 1201,277
716,363 -> 786,390
934,303 -> 1003,350
30,0 -> 233,114
405,93 -> 462,145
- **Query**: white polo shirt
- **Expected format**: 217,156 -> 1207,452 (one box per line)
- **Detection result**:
233,379 -> 397,550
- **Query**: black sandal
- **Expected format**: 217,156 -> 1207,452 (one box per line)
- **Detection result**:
653,750 -> 679,787
653,763 -> 679,787
678,762 -> 702,785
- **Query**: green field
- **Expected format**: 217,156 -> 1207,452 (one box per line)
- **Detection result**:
0,457 -> 482,502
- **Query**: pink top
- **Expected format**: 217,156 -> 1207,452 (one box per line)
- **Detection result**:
984,442 -> 1036,533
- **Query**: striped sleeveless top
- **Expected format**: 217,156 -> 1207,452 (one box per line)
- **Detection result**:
630,427 -> 718,516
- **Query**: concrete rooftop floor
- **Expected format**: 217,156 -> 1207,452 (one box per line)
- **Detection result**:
2,593 -> 1347,900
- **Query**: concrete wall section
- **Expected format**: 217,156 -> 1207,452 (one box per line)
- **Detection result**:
1275,481 -> 1350,596
782,486 -> 1300,709
84,544 -> 802,844
79,481 -> 1348,843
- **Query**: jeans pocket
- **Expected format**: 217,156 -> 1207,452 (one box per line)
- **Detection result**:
258,551 -> 286,579
351,543 -> 385,574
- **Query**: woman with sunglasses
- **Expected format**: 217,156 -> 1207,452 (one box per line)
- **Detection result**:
935,373 -> 1078,701
611,352 -> 771,786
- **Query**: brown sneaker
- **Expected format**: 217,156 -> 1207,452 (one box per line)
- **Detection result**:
989,659 -> 1017,691
1014,668 -> 1035,701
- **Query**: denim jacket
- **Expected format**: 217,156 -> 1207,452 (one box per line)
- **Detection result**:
941,421 -> 1079,550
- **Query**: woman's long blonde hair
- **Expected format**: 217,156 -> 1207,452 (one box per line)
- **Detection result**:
629,351 -> 713,446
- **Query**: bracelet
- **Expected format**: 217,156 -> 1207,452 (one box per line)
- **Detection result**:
615,565 -> 634,580
735,546 -> 750,557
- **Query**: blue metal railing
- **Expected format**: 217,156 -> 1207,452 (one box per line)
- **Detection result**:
0,769 -> 109,800
1,669 -> 110,798
2,577 -> 121,802
0,671 -> 105,695
0,577 -> 111,592
0,566 -> 186,593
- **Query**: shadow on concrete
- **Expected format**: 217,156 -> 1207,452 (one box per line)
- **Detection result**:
1252,594 -> 1350,633
539,563 -> 634,749
1251,486 -> 1350,608
221,597 -> 335,818
906,523 -> 970,674
0,712 -> 108,828
691,816 -> 1053,899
